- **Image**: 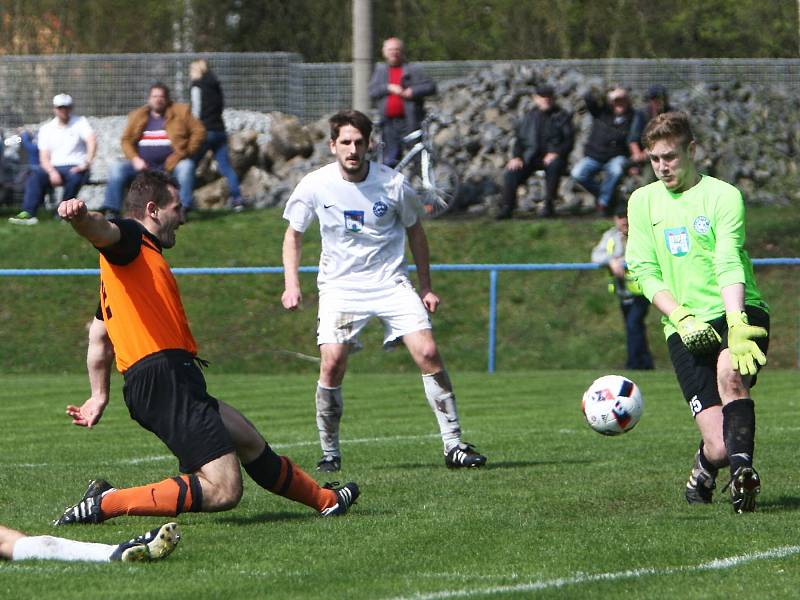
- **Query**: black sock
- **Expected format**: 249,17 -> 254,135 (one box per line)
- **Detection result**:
243,444 -> 283,490
722,399 -> 756,474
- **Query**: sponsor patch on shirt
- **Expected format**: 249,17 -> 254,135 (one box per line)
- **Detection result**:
693,215 -> 711,234
372,200 -> 388,217
344,210 -> 365,232
664,227 -> 690,257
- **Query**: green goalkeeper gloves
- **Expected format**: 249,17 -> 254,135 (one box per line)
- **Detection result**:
726,310 -> 768,376
669,306 -> 721,354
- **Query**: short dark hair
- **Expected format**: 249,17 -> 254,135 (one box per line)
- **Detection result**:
124,170 -> 179,218
642,111 -> 694,150
149,81 -> 171,101
329,109 -> 373,141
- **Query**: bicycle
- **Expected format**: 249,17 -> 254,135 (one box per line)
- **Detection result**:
373,114 -> 461,218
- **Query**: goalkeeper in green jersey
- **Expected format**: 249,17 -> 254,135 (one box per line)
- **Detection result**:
625,112 -> 769,514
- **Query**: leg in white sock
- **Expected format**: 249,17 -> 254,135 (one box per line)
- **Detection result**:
316,383 -> 343,457
11,535 -> 115,562
422,370 -> 462,452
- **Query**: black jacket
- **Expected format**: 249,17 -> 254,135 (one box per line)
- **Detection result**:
190,72 -> 225,132
582,93 -> 635,162
512,105 -> 574,165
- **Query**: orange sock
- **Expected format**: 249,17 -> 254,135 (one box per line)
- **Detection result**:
273,456 -> 337,512
100,475 -> 202,519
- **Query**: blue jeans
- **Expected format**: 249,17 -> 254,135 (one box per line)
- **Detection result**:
570,155 -> 628,208
103,158 -> 196,212
23,165 -> 90,215
621,295 -> 654,370
196,130 -> 241,199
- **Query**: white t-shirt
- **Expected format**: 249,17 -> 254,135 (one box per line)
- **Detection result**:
283,161 -> 421,293
37,115 -> 93,167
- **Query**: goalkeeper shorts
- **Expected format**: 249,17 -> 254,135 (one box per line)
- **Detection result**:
667,306 -> 769,418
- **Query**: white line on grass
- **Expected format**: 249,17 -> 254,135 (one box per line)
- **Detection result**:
388,545 -> 800,599
3,433 -> 442,468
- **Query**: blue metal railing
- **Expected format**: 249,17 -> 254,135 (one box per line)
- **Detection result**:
3,258 -> 799,372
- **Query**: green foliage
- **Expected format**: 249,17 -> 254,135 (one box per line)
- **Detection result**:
1,370 -> 799,598
0,1 -> 796,58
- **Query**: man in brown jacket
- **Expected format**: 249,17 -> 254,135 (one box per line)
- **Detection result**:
102,83 -> 205,218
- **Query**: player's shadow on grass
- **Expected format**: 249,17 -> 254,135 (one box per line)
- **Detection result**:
482,459 -> 590,470
386,459 -> 588,470
757,495 -> 800,512
216,511 -> 312,525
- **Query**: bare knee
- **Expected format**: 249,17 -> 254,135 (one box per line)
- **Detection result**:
417,340 -> 440,366
703,436 -> 727,464
202,477 -> 243,512
197,454 -> 244,512
320,354 -> 347,386
718,368 -> 750,402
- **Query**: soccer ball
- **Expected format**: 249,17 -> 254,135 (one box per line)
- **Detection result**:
581,375 -> 643,436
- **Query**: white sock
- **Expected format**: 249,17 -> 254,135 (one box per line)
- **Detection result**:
422,370 -> 462,452
316,383 -> 343,457
12,535 -> 115,562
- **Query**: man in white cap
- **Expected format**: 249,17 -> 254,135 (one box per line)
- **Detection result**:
569,86 -> 638,216
9,93 -> 96,225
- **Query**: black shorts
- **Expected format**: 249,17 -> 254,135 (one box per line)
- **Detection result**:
668,305 -> 770,418
122,349 -> 236,473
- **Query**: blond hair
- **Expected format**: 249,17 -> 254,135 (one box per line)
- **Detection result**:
642,111 -> 694,150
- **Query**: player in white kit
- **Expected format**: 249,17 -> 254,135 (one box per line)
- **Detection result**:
282,109 -> 487,472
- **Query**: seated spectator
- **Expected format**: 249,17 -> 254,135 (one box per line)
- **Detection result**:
190,59 -> 246,211
102,82 -> 205,219
570,87 -> 638,215
497,84 -> 574,219
590,201 -> 654,370
9,94 -> 96,225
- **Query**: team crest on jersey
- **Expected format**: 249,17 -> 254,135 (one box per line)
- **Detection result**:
664,227 -> 690,257
372,200 -> 388,217
344,210 -> 365,232
693,215 -> 711,234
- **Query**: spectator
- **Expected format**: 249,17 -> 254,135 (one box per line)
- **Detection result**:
590,201 -> 654,370
189,59 -> 246,212
497,84 -> 574,219
570,87 -> 638,215
101,83 -> 205,219
368,37 -> 436,167
9,94 -> 96,225
629,85 -> 673,181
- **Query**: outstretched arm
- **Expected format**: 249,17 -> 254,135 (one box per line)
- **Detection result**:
66,317 -> 114,428
58,199 -> 121,248
406,220 -> 440,313
281,226 -> 304,310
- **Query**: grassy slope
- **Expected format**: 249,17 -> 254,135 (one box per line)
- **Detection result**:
1,370 -> 798,599
0,204 -> 797,374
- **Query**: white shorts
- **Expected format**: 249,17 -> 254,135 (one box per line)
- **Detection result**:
317,276 -> 432,350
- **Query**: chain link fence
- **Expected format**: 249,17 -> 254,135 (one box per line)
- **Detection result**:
1,53 -> 799,127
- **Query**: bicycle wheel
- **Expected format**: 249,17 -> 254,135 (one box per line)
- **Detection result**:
420,161 -> 461,218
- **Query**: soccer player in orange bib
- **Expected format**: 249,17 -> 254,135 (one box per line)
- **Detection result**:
54,170 -> 358,525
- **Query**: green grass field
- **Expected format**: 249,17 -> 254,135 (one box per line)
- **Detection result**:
2,370 -> 798,599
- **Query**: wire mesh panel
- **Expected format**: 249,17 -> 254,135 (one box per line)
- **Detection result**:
0,52 -> 303,128
0,54 -> 798,128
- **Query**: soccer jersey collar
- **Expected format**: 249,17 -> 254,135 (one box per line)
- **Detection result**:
665,174 -> 704,199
